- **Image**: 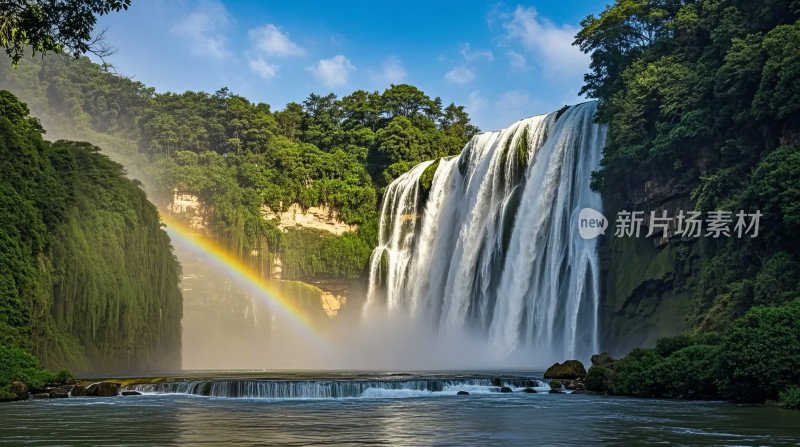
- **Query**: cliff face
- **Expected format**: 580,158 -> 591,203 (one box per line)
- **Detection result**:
599,175 -> 699,355
167,193 -> 354,319
0,91 -> 183,372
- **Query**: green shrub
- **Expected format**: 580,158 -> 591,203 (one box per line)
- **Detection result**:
585,366 -> 610,392
0,385 -> 13,401
53,369 -> 73,383
777,386 -> 800,409
716,299 -> 800,402
0,345 -> 52,388
611,336 -> 720,398
650,344 -> 719,397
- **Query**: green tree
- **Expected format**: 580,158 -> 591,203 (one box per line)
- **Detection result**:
1,0 -> 131,65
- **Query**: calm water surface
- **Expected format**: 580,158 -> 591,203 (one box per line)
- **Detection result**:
1,372 -> 799,446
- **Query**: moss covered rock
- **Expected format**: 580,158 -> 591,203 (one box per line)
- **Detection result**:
544,360 -> 587,380
9,381 -> 28,400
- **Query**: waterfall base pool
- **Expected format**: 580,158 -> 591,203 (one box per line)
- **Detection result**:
2,371 -> 800,446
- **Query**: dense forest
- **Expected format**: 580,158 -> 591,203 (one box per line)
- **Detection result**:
0,55 -> 478,282
0,90 -> 182,397
577,0 -> 800,406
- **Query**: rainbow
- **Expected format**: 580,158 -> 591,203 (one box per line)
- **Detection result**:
159,212 -> 326,344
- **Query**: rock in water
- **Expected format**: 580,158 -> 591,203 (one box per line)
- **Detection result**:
85,382 -> 121,397
524,380 -> 537,388
457,391 -> 470,396
71,384 -> 87,396
544,360 -> 587,380
549,389 -> 564,394
48,388 -> 69,398
491,378 -> 502,387
499,387 -> 513,393
522,388 -> 537,393
121,390 -> 142,396
10,381 -> 29,400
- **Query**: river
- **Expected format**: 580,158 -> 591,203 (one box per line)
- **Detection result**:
1,371 -> 799,446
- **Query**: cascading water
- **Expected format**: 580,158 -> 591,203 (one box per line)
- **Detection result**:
365,101 -> 605,362
125,377 -> 547,399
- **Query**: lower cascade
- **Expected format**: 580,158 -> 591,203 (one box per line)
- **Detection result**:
125,378 -> 547,399
365,101 -> 606,361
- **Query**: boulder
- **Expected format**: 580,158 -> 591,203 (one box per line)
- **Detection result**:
523,379 -> 537,388
548,389 -> 564,394
564,379 -> 586,391
32,393 -> 50,399
543,360 -> 587,380
549,380 -> 563,389
85,382 -> 121,397
71,384 -> 87,396
10,381 -> 29,400
491,378 -> 502,387
499,386 -> 513,393
49,388 -> 69,398
522,388 -> 537,393
456,391 -> 470,396
591,352 -> 617,369
121,390 -> 143,396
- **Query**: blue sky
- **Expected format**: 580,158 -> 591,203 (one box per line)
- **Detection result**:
95,0 -> 605,131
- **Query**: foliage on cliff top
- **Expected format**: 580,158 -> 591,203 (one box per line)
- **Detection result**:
0,55 -> 479,279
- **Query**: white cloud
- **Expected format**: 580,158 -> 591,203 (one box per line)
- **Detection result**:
171,1 -> 232,60
372,56 -> 407,85
249,58 -> 278,80
496,90 -> 531,112
466,90 -> 488,117
308,55 -> 356,87
460,43 -> 494,62
444,65 -> 476,85
503,6 -> 588,78
249,24 -> 305,57
507,50 -> 528,71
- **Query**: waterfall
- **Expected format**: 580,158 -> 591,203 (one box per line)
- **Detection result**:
365,101 -> 605,361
